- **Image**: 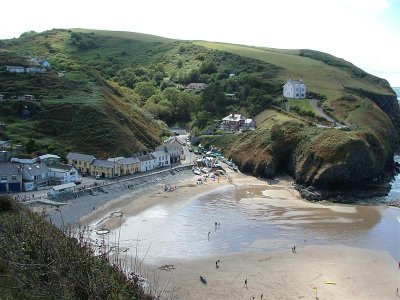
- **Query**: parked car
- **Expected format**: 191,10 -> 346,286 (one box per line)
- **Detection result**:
95,174 -> 101,180
81,172 -> 88,177
75,178 -> 82,185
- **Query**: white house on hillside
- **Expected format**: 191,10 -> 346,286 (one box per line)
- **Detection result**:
283,79 -> 306,99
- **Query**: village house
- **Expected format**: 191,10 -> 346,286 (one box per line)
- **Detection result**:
22,163 -> 50,191
25,67 -> 46,74
185,83 -> 207,91
39,154 -> 61,166
242,118 -> 256,131
6,66 -> 25,73
225,93 -> 238,101
0,151 -> 11,163
11,157 -> 37,164
0,140 -> 12,150
155,141 -> 184,163
151,150 -> 170,168
220,113 -> 245,131
138,154 -> 157,172
18,94 -> 36,101
283,79 -> 307,99
90,159 -> 117,178
67,152 -> 96,174
0,164 -> 23,192
115,157 -> 140,176
48,164 -> 78,185
48,182 -> 76,197
31,58 -> 51,68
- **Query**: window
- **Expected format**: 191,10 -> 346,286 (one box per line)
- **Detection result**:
11,175 -> 17,180
0,175 -> 7,180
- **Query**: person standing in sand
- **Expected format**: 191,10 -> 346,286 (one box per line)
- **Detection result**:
245,278 -> 248,288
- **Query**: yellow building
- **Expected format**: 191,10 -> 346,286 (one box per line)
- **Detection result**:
89,159 -> 116,178
116,157 -> 140,175
66,152 -> 95,174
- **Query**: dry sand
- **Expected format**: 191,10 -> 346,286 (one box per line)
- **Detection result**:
83,168 -> 399,300
144,245 -> 398,300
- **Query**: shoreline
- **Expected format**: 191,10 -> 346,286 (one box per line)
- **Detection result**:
36,167 -> 399,299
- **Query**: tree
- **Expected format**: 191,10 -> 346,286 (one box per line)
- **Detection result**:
134,82 -> 158,104
189,69 -> 201,82
199,61 -> 217,74
26,139 -> 39,154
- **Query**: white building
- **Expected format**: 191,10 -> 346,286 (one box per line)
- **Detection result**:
22,163 -> 50,191
151,150 -> 170,168
138,154 -> 157,172
155,141 -> 184,163
48,164 -> 78,185
6,66 -> 25,73
48,182 -> 76,196
283,79 -> 306,99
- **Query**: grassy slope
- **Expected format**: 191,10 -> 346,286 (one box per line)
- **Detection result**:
195,41 -> 391,100
196,41 -> 396,190
72,28 -> 175,43
0,30 -> 166,157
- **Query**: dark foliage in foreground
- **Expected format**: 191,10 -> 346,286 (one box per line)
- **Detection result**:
0,196 -> 153,299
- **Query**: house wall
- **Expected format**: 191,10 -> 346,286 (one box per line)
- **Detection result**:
283,83 -> 306,99
48,168 -> 78,184
154,155 -> 170,167
89,165 -> 115,178
140,160 -> 156,172
68,159 -> 91,173
119,162 -> 140,175
0,174 -> 22,192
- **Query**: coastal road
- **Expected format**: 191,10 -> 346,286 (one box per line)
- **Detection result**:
309,99 -> 346,129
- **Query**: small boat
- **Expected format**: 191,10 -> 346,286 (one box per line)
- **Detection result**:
193,168 -> 201,175
201,167 -> 210,174
199,275 -> 207,284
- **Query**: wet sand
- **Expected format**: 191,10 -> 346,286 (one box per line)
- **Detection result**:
145,245 -> 398,300
84,168 -> 400,299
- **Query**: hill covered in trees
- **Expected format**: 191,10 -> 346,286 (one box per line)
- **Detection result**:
0,28 -> 399,195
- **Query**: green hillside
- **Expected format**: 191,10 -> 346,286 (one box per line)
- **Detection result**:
0,28 -> 398,194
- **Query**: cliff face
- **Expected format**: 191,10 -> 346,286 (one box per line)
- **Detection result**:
204,119 -> 395,200
347,88 -> 400,150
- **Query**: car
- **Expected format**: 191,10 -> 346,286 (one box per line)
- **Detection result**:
95,174 -> 101,180
75,178 -> 82,185
81,172 -> 87,177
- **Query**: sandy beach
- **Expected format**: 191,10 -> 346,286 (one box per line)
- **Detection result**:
43,166 -> 399,299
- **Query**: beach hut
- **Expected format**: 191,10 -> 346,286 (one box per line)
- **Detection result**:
48,182 -> 76,196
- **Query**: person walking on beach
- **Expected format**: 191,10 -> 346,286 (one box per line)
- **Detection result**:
208,231 -> 210,240
261,293 -> 263,300
293,246 -> 296,253
245,278 -> 248,288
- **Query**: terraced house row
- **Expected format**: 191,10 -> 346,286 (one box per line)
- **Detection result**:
67,141 -> 184,179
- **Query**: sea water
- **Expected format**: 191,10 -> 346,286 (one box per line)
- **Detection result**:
97,168 -> 400,262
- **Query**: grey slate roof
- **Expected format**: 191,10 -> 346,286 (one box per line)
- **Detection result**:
151,151 -> 169,158
48,164 -> 74,172
164,141 -> 181,148
67,152 -> 96,162
118,157 -> 140,164
23,163 -> 49,176
0,164 -> 20,175
287,80 -> 305,85
91,159 -> 115,168
137,154 -> 155,162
